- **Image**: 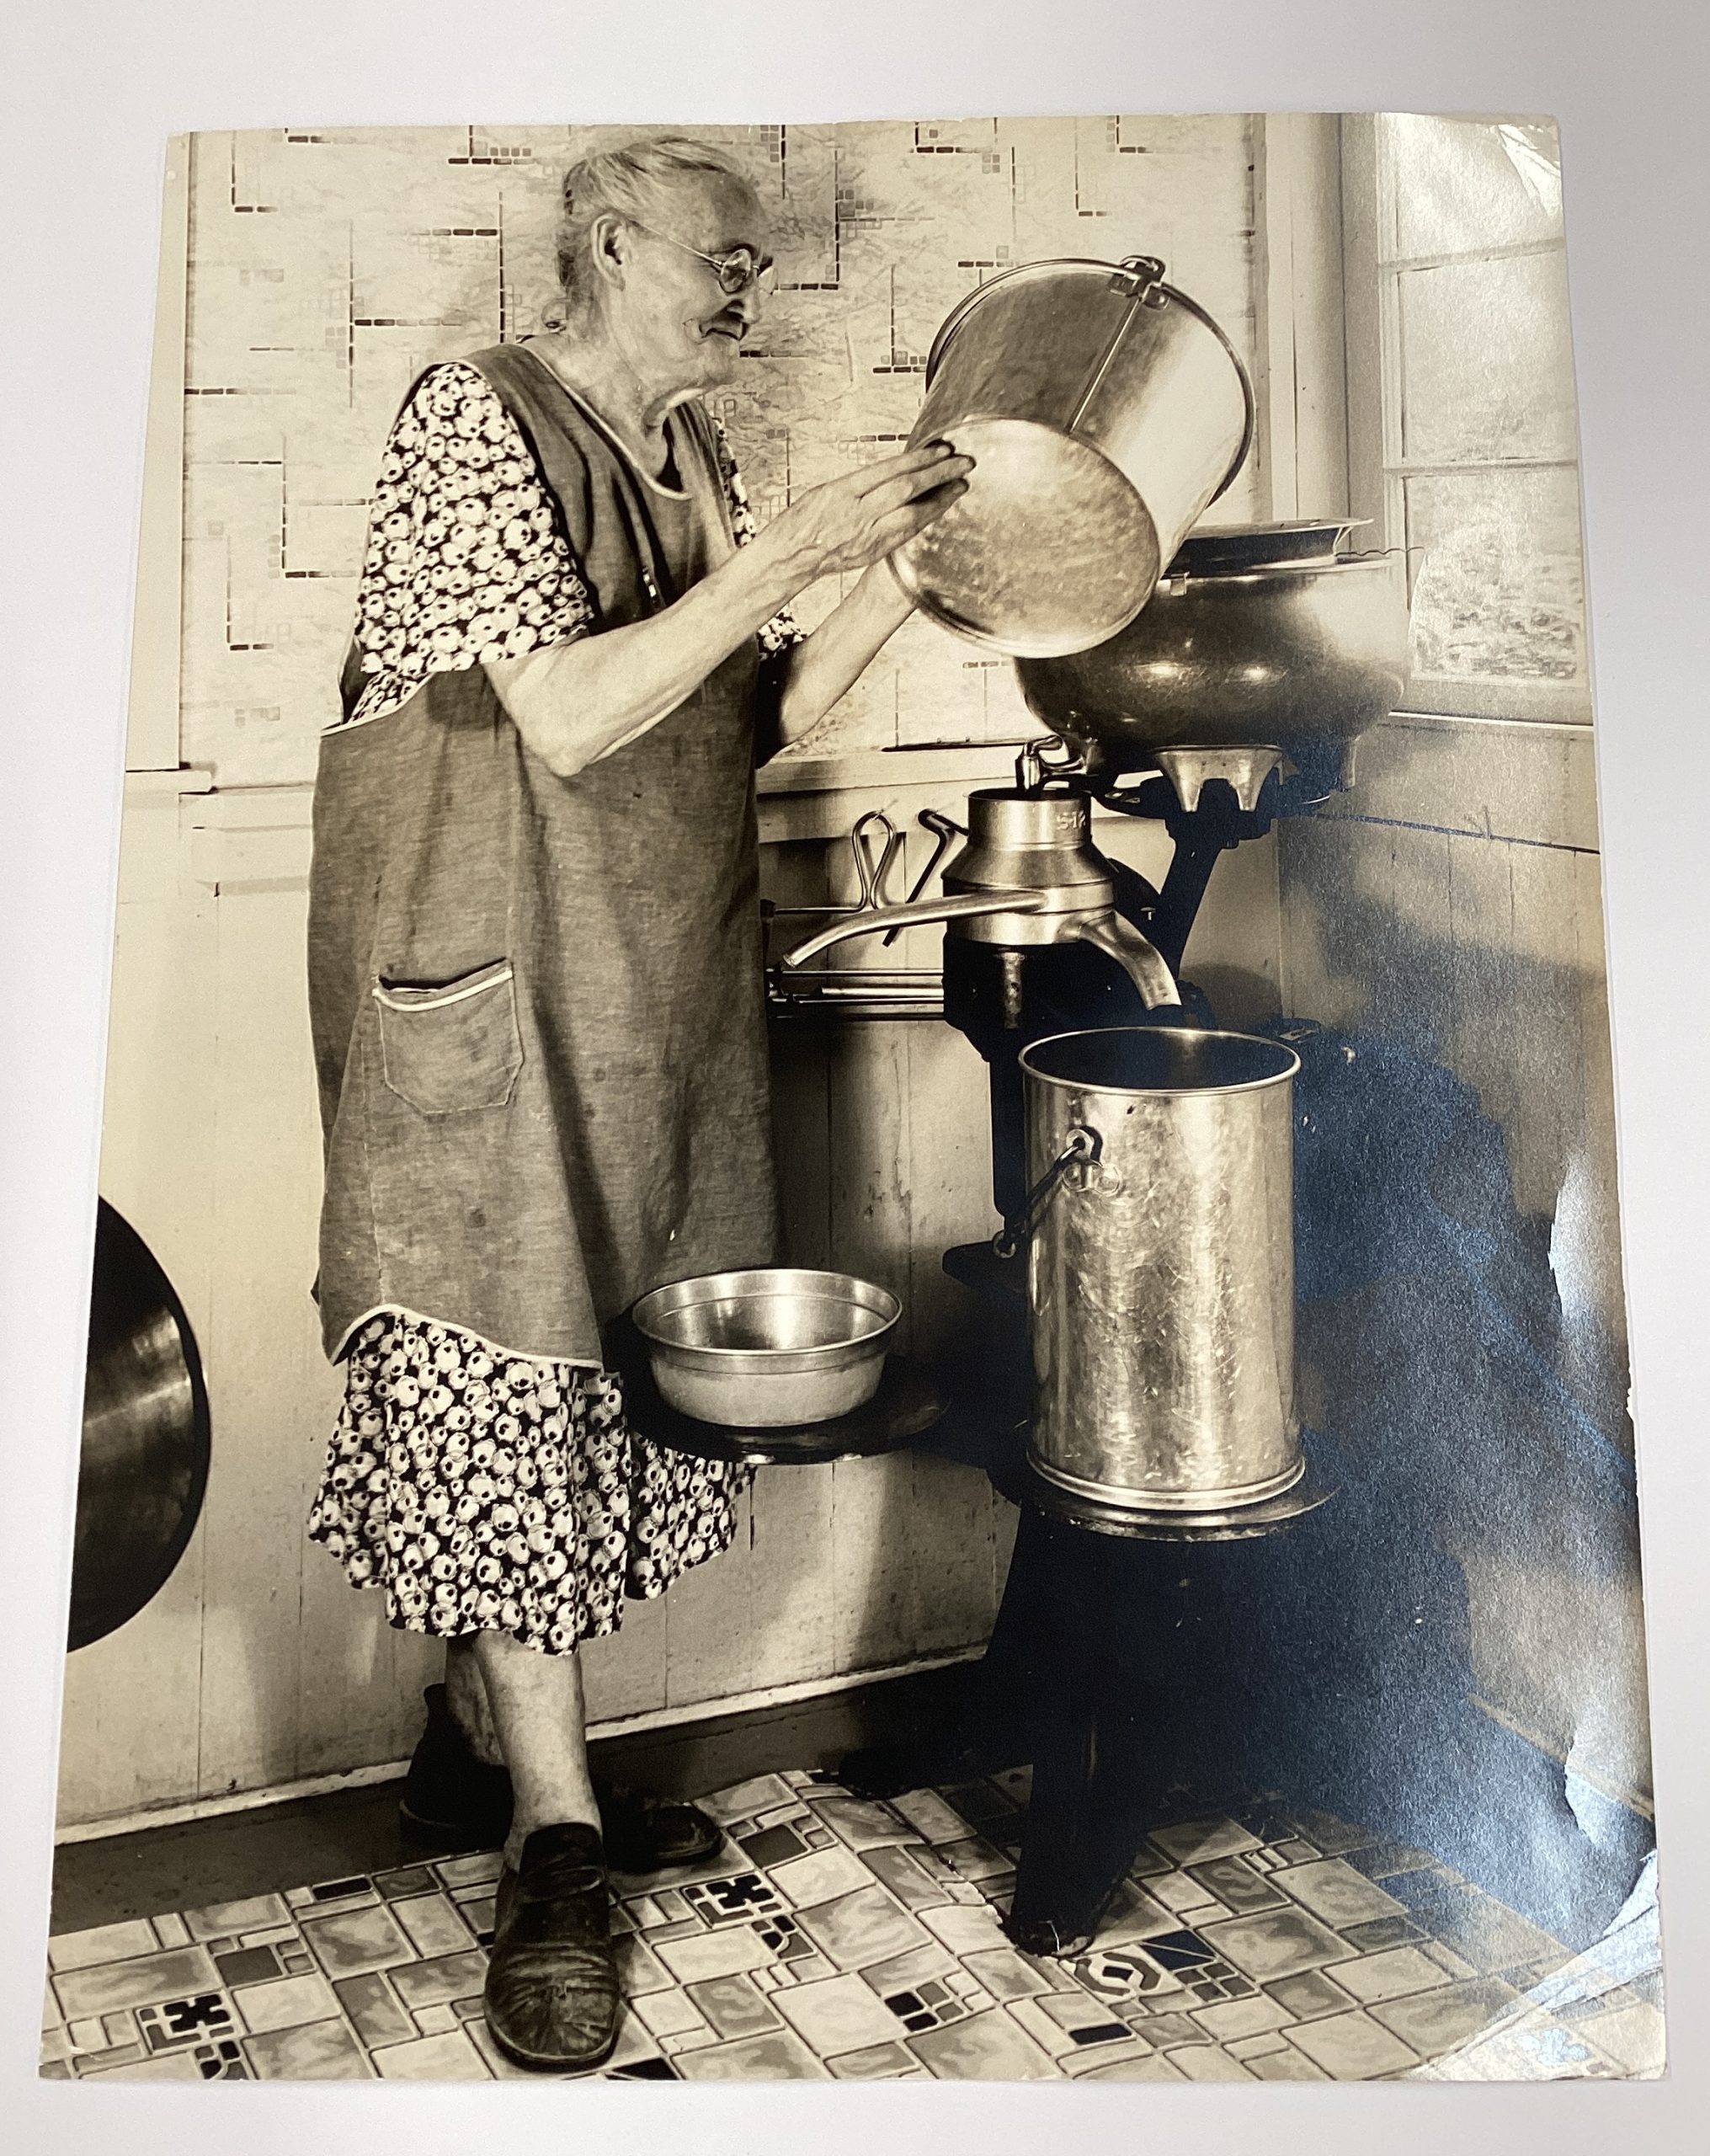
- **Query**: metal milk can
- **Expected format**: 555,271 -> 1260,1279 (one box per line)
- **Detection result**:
1018,1026 -> 1303,1513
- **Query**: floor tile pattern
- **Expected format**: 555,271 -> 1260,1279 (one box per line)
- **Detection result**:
40,1773 -> 1660,2084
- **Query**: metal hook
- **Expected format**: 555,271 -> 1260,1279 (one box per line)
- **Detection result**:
882,808 -> 968,948
849,810 -> 901,913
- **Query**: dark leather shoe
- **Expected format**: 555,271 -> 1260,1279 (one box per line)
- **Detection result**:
401,1681 -> 720,1871
601,1789 -> 723,1874
483,1822 -> 621,2072
398,1687 -> 722,1870
398,1685 -> 514,1850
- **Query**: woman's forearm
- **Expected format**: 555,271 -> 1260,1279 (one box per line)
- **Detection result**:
774,564 -> 918,748
483,535 -> 802,778
483,438 -> 961,777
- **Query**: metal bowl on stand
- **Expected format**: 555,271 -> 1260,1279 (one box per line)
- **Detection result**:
631,1268 -> 900,1428
1015,522 -> 1412,779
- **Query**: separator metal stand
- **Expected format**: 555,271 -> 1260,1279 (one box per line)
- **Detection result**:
839,1344 -> 1335,1958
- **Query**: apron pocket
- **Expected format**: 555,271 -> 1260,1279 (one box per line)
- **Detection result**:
373,961 -> 523,1115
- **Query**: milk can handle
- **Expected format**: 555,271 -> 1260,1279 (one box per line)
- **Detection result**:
993,1123 -> 1102,1261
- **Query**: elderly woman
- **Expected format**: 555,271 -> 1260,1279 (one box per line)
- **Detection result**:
303,136 -> 969,2070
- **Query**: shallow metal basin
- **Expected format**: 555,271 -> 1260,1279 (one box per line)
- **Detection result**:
72,1199 -> 211,1651
631,1268 -> 900,1428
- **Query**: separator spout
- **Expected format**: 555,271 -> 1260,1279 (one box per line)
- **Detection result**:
782,891 -> 1048,969
1072,911 -> 1182,1010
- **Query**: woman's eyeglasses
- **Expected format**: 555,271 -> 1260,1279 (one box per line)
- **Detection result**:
634,223 -> 777,296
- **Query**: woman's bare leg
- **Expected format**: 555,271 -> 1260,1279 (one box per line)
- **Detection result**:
470,1631 -> 601,1867
444,1636 -> 503,1766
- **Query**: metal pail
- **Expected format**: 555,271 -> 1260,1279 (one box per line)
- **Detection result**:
1020,1027 -> 1302,1513
889,256 -> 1255,659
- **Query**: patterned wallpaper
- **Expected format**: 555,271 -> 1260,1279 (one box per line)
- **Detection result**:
179,117 -> 1262,786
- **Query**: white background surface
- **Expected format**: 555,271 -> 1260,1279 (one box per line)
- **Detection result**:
3,1 -> 1706,2148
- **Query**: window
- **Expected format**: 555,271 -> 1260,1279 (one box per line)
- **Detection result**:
1342,114 -> 1592,723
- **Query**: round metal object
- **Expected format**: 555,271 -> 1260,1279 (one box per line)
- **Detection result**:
72,1200 -> 211,1651
777,788 -> 1181,1012
889,256 -> 1255,657
1020,1027 -> 1302,1518
630,1267 -> 900,1428
621,1352 -> 951,1466
941,787 -> 1112,947
1016,543 -> 1411,776
1013,1437 -> 1337,1542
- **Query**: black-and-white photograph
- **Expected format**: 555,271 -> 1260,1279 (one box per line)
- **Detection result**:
38,109 -> 1659,2087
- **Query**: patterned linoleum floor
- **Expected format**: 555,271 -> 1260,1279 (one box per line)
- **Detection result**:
40,1769 -> 1665,2084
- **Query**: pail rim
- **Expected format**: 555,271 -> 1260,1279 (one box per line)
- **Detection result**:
885,414 -> 1158,658
1020,1025 -> 1301,1097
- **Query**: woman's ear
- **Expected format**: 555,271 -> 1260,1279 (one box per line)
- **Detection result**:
589,212 -> 629,290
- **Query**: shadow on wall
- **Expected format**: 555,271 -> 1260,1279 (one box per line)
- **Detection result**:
1281,803 -> 1627,1436
1230,1013 -> 1652,1951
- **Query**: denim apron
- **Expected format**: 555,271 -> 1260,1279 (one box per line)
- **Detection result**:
307,344 -> 778,1366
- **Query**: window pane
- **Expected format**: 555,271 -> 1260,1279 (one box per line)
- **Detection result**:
1404,466 -> 1587,686
1397,251 -> 1578,466
1382,115 -> 1563,259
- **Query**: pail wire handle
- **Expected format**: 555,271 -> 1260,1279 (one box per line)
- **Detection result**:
1111,253 -> 1170,307
993,1123 -> 1102,1261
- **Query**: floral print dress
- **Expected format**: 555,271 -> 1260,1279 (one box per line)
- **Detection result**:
307,358 -> 797,1654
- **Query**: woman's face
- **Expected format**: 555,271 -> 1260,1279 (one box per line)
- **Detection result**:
607,173 -> 772,398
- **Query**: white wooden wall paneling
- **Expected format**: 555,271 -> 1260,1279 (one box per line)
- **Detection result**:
1571,851 -> 1627,1363
579,1590 -> 671,1731
55,791 -> 216,1821
818,807 -> 931,1681
63,771 -> 1066,1827
746,833 -> 847,1706
1273,717 -> 1645,1811
1255,115 -> 1352,528
196,880 -> 312,1797
1324,713 -> 1598,851
1505,836 -> 1585,1225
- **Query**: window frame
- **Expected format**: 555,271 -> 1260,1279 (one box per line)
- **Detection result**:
1339,112 -> 1595,728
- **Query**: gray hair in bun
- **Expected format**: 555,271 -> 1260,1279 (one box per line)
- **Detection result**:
553,136 -> 756,320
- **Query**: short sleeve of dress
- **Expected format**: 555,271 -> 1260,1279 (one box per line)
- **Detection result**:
710,415 -> 806,662
338,360 -> 597,728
